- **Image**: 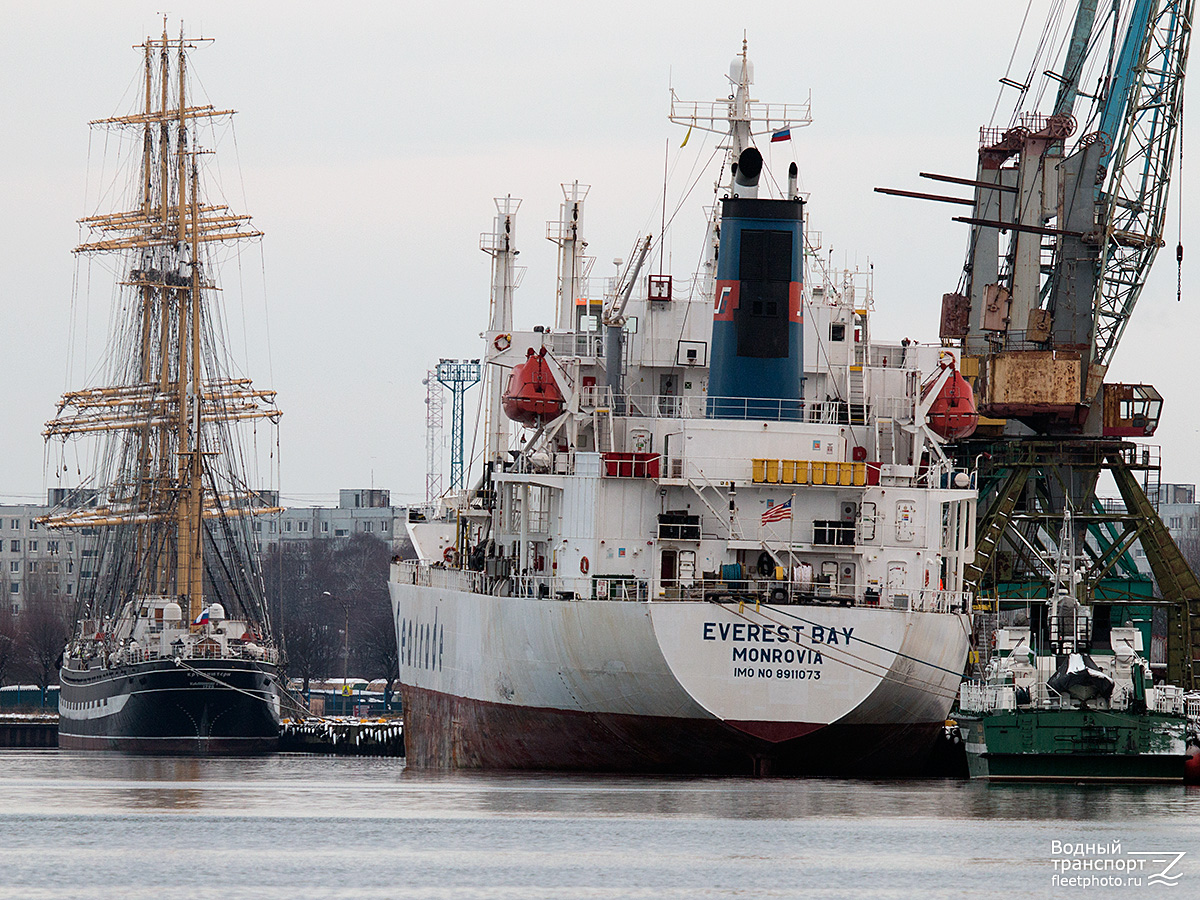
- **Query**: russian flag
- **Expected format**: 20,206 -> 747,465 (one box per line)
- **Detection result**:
771,128 -> 791,143
193,608 -> 210,626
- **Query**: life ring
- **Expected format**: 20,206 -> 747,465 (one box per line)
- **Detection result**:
443,546 -> 456,565
493,333 -> 512,352
580,556 -> 590,575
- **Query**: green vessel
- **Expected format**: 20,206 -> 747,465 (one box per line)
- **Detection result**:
957,706 -> 1187,781
957,512 -> 1192,782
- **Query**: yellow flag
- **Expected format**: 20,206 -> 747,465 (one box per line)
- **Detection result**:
680,125 -> 692,148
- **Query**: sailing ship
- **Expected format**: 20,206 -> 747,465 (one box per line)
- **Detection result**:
46,24 -> 284,753
956,510 -> 1193,781
390,49 -> 980,775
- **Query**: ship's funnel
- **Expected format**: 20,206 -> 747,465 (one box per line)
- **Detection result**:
733,147 -> 763,197
708,192 -> 805,420
787,162 -> 798,198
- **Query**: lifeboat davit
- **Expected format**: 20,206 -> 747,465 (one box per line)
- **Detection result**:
924,354 -> 979,441
502,347 -> 565,426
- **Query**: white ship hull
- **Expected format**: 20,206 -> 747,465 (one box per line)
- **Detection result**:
391,569 -> 969,774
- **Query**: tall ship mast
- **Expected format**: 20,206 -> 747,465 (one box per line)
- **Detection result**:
391,50 -> 980,776
47,23 -> 284,753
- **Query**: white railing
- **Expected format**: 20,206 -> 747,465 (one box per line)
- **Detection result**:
959,682 -> 1016,712
1028,682 -> 1070,709
959,679 -> 1077,713
618,394 -> 870,424
1152,684 -> 1185,715
547,332 -> 605,359
106,641 -> 279,667
396,561 -> 967,612
1184,693 -> 1200,721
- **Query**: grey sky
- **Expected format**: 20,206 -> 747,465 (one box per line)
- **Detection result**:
1,1 -> 1196,506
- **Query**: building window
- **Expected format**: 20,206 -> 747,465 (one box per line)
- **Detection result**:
82,549 -> 95,558
27,541 -> 37,552
299,521 -> 309,533
67,542 -> 74,553
48,540 -> 59,553
66,583 -> 74,595
8,519 -> 17,530
253,522 -> 262,533
284,521 -> 292,533
321,522 -> 329,533
269,522 -> 277,534
363,521 -> 373,533
9,583 -> 18,595
28,520 -> 38,531
10,541 -> 19,553
9,562 -> 17,574
67,561 -> 73,574
335,528 -> 348,537
27,561 -> 37,573
10,603 -> 18,615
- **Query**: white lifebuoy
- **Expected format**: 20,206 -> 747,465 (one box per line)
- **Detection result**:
580,556 -> 590,575
443,546 -> 456,565
493,333 -> 512,351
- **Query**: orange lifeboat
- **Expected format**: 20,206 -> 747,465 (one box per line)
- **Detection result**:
924,354 -> 978,440
502,347 -> 565,426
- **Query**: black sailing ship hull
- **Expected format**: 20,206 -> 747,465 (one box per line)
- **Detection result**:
58,658 -> 282,754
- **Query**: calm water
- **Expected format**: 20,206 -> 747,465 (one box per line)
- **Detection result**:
0,752 -> 1197,899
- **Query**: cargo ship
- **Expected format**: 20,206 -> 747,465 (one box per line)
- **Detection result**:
390,48 -> 979,775
46,24 -> 284,753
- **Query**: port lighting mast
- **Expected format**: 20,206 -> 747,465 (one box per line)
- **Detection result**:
423,369 -> 444,502
436,359 -> 482,492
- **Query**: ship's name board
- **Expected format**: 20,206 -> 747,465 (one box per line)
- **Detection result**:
701,622 -> 853,645
702,621 -> 853,678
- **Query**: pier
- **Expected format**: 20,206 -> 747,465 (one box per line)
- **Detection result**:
0,714 -> 58,748
279,718 -> 404,756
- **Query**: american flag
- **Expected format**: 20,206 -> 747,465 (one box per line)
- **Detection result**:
761,499 -> 792,525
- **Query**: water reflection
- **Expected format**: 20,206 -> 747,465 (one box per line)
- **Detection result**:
2,753 -> 1198,823
0,754 -> 1197,900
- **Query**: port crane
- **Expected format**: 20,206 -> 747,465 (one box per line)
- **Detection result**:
881,0 -> 1200,685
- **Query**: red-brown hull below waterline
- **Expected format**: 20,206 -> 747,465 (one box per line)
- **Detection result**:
400,683 -> 946,776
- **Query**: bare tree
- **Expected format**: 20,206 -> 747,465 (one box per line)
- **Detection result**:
19,572 -> 73,698
0,601 -> 18,686
357,579 -> 399,708
261,533 -> 398,699
263,540 -> 340,693
331,533 -> 394,687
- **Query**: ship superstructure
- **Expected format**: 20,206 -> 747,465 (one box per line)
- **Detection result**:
392,50 -> 979,775
46,24 -> 283,753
